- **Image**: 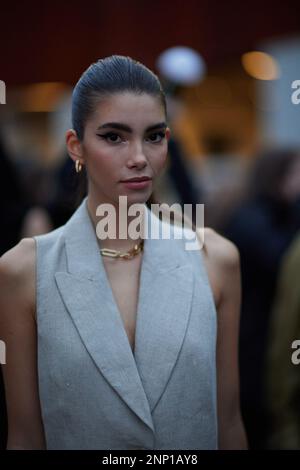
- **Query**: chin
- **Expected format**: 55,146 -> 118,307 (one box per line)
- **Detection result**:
118,190 -> 152,206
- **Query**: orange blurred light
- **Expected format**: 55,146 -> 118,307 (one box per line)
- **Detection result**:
10,82 -> 71,112
241,51 -> 280,80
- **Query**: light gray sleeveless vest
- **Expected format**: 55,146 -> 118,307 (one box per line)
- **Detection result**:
34,197 -> 218,450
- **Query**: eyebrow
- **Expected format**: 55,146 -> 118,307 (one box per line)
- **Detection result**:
96,122 -> 167,133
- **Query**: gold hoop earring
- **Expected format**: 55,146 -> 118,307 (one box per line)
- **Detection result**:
75,160 -> 82,173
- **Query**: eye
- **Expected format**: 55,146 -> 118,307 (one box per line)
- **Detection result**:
97,132 -> 122,143
146,132 -> 166,143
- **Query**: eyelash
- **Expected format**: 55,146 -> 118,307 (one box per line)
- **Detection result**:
97,131 -> 166,144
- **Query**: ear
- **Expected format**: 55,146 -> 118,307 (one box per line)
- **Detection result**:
65,129 -> 85,164
165,126 -> 172,142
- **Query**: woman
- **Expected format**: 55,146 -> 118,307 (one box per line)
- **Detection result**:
0,55 -> 247,450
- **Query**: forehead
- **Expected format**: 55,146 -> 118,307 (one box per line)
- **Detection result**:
90,92 -> 165,127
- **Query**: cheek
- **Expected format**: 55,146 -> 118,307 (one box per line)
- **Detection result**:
151,145 -> 168,172
90,158 -> 116,181
85,145 -> 116,176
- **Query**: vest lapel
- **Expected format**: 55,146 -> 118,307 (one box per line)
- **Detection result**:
55,197 -> 194,432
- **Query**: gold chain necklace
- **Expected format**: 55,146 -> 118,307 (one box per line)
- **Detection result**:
100,239 -> 144,260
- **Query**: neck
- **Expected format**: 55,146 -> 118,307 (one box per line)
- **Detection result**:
86,194 -> 146,252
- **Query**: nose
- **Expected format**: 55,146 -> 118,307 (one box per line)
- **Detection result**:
126,140 -> 147,169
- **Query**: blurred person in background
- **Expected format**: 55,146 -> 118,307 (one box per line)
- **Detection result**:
267,231 -> 300,449
221,148 -> 300,448
195,133 -> 248,231
0,134 -> 30,256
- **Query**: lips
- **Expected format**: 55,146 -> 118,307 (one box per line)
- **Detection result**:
121,176 -> 152,182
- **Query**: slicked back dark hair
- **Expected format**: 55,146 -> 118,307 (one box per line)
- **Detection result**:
72,55 -> 167,141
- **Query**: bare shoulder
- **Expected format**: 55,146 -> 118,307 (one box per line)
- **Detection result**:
0,237 -> 36,283
0,238 -> 36,318
202,227 -> 240,268
200,228 -> 240,308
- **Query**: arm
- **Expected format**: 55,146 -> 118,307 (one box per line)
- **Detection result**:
0,239 -> 46,449
203,229 -> 248,449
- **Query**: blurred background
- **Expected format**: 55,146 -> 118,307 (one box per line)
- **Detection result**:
1,0 -> 300,450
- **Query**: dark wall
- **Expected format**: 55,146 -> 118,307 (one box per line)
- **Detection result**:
0,0 -> 299,86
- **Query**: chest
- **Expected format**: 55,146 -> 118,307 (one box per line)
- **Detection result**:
102,257 -> 142,354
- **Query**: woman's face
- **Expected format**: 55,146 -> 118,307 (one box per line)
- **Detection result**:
77,92 -> 170,207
